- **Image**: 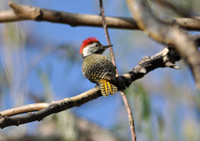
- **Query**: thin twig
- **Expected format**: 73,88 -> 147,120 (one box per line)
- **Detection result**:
99,1 -> 136,141
0,103 -> 49,117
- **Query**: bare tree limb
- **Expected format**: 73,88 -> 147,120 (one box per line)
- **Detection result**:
0,88 -> 102,128
126,0 -> 200,89
1,33 -> 200,128
0,2 -> 200,31
99,1 -> 136,141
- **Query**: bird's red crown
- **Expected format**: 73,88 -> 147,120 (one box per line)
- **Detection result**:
80,37 -> 99,55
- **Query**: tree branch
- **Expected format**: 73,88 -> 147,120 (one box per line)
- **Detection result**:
126,0 -> 200,89
0,88 -> 102,128
99,1 -> 136,141
0,2 -> 200,31
1,34 -> 200,128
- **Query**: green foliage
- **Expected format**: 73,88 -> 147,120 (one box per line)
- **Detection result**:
36,66 -> 54,102
126,82 -> 151,120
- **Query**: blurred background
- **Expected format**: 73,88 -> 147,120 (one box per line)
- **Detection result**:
0,0 -> 200,141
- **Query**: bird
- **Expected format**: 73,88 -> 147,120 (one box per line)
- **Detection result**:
80,37 -> 118,96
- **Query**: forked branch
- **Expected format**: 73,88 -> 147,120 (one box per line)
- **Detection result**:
1,34 -> 200,128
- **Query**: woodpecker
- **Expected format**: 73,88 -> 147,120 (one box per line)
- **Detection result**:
80,37 -> 118,96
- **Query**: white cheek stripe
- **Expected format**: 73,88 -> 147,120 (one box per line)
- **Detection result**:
82,47 -> 91,57
82,44 -> 95,57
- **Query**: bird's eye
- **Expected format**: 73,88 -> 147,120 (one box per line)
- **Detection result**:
95,44 -> 99,47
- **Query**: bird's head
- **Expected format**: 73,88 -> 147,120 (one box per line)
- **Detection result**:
79,37 -> 112,58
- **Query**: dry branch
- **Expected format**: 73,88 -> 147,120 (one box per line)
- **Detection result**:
126,0 -> 200,89
0,88 -> 102,128
0,2 -> 200,31
1,34 -> 200,128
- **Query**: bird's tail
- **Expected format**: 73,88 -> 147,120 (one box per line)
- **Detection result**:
99,79 -> 118,97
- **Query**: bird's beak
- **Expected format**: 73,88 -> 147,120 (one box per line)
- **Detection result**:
102,44 -> 113,49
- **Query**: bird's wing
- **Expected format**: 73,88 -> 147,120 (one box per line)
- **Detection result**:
99,60 -> 116,80
82,54 -> 116,81
94,55 -> 116,80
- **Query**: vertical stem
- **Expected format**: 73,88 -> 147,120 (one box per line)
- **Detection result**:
99,4 -> 117,69
99,1 -> 136,141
